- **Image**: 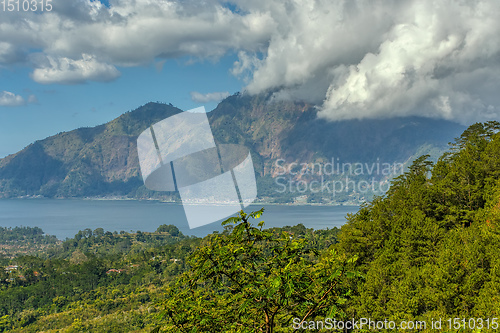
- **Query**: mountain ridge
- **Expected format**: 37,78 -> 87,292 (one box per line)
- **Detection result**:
0,95 -> 466,202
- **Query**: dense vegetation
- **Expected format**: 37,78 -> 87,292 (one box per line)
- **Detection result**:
0,121 -> 499,332
0,220 -> 341,332
0,226 -> 58,245
159,210 -> 352,333
0,227 -> 59,259
337,121 -> 500,325
0,224 -> 201,332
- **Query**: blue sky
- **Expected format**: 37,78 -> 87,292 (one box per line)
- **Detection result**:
1,0 -> 499,158
0,54 -> 242,158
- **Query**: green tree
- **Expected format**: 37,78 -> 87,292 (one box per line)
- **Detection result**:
337,122 -> 500,325
156,225 -> 180,237
160,209 -> 359,333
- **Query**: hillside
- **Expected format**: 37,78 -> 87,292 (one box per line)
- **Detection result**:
0,103 -> 183,199
1,122 -> 500,332
0,94 -> 466,202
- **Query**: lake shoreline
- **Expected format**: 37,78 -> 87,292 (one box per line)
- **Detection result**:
2,195 -> 362,207
0,199 -> 359,241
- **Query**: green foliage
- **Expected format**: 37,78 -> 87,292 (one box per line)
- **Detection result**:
161,209 -> 359,332
338,121 -> 500,327
0,217 -> 341,332
58,225 -> 188,257
0,226 -> 57,244
156,225 -> 180,237
0,226 -> 59,258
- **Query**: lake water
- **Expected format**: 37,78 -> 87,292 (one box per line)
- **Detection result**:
0,199 -> 359,240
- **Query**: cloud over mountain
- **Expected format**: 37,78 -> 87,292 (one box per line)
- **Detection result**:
1,0 -> 499,123
190,91 -> 230,103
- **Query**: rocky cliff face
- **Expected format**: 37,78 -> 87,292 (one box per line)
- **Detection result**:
209,94 -> 465,176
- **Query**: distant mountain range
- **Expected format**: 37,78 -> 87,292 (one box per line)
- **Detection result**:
0,93 -> 466,203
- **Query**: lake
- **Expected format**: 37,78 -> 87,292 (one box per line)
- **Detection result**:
0,199 -> 359,240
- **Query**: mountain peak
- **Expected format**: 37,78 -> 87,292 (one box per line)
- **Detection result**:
0,95 -> 466,201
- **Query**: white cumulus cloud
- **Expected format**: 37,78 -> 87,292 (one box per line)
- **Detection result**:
231,0 -> 500,124
0,0 -> 499,123
0,91 -> 26,107
190,91 -> 230,103
0,0 -> 273,73
0,42 -> 23,64
30,54 -> 120,84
